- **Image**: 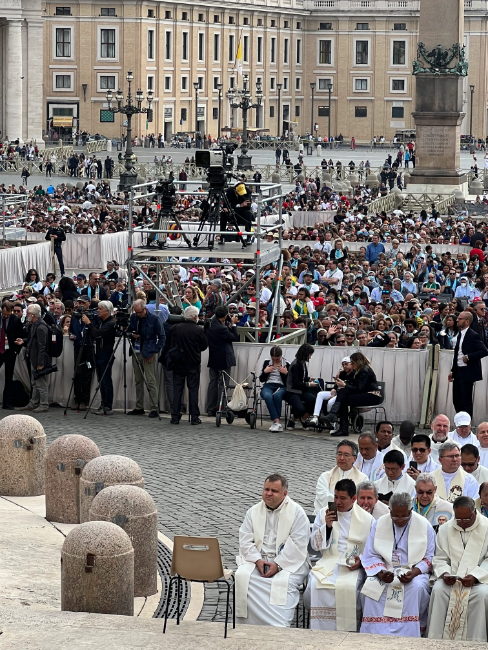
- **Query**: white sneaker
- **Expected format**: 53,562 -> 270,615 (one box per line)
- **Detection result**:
276,423 -> 283,431
269,422 -> 281,432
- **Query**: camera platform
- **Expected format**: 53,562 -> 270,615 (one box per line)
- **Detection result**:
132,238 -> 281,264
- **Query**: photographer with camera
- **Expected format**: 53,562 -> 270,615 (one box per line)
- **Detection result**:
68,295 -> 95,411
127,299 -> 165,419
205,305 -> 240,417
83,300 -> 116,416
218,183 -> 253,244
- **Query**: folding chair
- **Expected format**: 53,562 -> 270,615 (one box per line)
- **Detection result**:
163,535 -> 235,638
350,381 -> 387,434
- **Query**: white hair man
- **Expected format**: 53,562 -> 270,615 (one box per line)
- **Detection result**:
235,474 -> 309,627
14,304 -> 51,412
356,480 -> 389,520
429,414 -> 454,463
360,491 -> 436,637
83,300 -> 116,415
431,441 -> 479,502
427,496 -> 488,641
354,432 -> 385,481
413,473 -> 453,527
306,478 -> 373,631
449,411 -> 480,448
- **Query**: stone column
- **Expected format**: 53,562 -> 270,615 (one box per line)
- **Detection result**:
6,19 -> 23,143
27,20 -> 44,146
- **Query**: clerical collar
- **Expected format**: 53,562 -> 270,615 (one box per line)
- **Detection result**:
265,498 -> 286,512
432,435 -> 447,443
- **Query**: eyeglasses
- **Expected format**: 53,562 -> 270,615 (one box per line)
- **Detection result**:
443,454 -> 461,459
336,452 -> 353,458
455,516 -> 475,523
336,339 -> 346,344
412,447 -> 428,453
416,489 -> 435,496
346,333 -> 355,338
461,461 -> 477,468
391,512 -> 412,520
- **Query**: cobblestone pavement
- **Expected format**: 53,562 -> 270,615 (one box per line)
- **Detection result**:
3,409 -> 339,620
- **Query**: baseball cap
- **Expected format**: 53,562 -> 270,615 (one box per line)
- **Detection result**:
27,297 -> 37,303
341,356 -> 351,363
76,273 -> 86,280
454,411 -> 471,426
77,295 -> 91,303
473,297 -> 482,303
236,184 -> 246,196
304,270 -> 313,276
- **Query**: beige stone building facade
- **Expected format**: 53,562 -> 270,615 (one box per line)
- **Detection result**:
40,0 -> 488,143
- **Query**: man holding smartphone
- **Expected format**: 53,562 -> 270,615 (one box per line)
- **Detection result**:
406,434 -> 440,479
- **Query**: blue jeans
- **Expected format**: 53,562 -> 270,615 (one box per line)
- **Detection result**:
261,383 -> 286,421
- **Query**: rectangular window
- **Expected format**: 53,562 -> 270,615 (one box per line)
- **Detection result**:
257,18 -> 262,26
55,6 -> 71,14
319,40 -> 331,64
393,40 -> 406,65
229,16 -> 234,24
198,33 -> 204,61
55,28 -> 71,57
283,38 -> 289,63
99,75 -> 115,89
213,107 -> 218,119
355,40 -> 368,64
318,78 -> 332,90
147,9 -> 154,17
100,29 -> 115,58
198,13 -> 204,21
100,109 -> 114,122
392,106 -> 404,118
100,7 -> 115,15
165,31 -> 172,60
55,74 -> 71,88
271,37 -> 276,63
257,36 -> 263,63
318,106 -> 329,117
182,11 -> 188,20
181,76 -> 188,90
147,29 -> 155,59
243,17 -> 249,25
392,79 -> 405,91
355,78 -> 368,90
394,23 -> 406,30
228,34 -> 235,61
295,105 -> 300,117
243,35 -> 249,62
213,34 -> 219,61
213,76 -> 220,90
182,32 -> 189,60
319,22 -> 332,30
296,21 -> 301,29
147,76 -> 154,90
356,23 -> 369,30
355,106 -> 367,117
229,76 -> 235,88
165,10 -> 171,18
284,20 -> 289,27
283,77 -> 288,90
197,76 -> 204,89
271,19 -> 276,27
296,39 -> 301,64
213,14 -> 220,22
270,77 -> 276,90
164,76 -> 171,90
295,77 -> 301,90
270,105 -> 275,117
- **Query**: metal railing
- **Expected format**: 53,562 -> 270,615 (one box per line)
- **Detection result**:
402,193 -> 454,211
366,192 -> 399,215
236,327 -> 307,345
85,140 -> 108,154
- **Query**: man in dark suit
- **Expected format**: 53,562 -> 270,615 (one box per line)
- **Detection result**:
469,223 -> 486,250
0,301 -> 24,409
449,311 -> 488,416
205,305 -> 240,416
470,300 -> 487,344
80,272 -> 108,302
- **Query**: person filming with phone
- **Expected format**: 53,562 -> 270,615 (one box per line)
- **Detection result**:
259,346 -> 290,432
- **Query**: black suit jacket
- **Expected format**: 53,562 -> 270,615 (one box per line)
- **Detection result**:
470,316 -> 487,345
205,319 -> 239,370
452,326 -> 488,382
0,314 -> 24,354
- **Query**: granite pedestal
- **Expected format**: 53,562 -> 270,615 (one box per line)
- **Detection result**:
0,415 -> 46,496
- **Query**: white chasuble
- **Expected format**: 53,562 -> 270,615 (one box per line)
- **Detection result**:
314,466 -> 368,513
432,468 -> 465,503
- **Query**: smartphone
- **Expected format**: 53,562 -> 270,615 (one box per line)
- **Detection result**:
328,501 -> 338,517
263,564 -> 269,575
409,461 -> 418,469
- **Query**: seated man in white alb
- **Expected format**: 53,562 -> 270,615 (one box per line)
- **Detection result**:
306,478 -> 374,631
477,421 -> 488,467
431,441 -> 479,502
375,420 -> 407,459
449,411 -> 480,448
405,434 -> 440,482
235,473 -> 309,627
427,496 -> 488,642
314,440 -> 368,513
391,420 -> 416,457
461,444 -> 488,484
356,480 -> 390,520
361,491 -> 436,637
429,414 -> 454,463
413,473 -> 453,528
374,450 -> 416,503
354,432 -> 385,482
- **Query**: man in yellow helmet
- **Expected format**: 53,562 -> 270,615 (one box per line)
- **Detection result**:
219,182 -> 253,244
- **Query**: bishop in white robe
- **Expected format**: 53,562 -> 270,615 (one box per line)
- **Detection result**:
235,476 -> 309,627
360,493 -> 436,637
427,498 -> 488,642
432,441 -> 479,502
354,433 -> 385,481
314,441 -> 367,513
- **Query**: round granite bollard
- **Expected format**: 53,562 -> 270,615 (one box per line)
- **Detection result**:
45,435 -> 101,524
61,520 -> 134,616
0,415 -> 46,496
79,455 -> 144,523
89,485 -> 157,597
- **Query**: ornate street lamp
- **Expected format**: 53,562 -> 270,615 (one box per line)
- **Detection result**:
276,82 -> 282,139
106,70 -> 153,191
193,81 -> 200,141
310,82 -> 316,137
228,74 -> 262,170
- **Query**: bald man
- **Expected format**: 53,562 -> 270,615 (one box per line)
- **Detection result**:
477,422 -> 488,468
448,311 -> 488,417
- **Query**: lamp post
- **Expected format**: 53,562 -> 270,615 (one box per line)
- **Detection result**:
216,82 -> 223,141
276,82 -> 282,139
193,81 -> 199,143
327,82 -> 333,149
310,82 -> 316,137
470,84 -> 475,141
228,74 -> 263,170
106,70 -> 153,191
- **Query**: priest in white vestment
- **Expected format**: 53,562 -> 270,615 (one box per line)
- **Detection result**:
374,450 -> 416,502
392,420 -> 416,457
413,473 -> 453,527
475,482 -> 488,517
376,421 -> 407,460
315,440 -> 367,513
405,434 -> 440,484
449,411 -> 480,449
361,492 -> 436,637
431,441 -> 479,502
429,414 -> 453,463
354,432 -> 385,481
427,496 -> 488,642
476,422 -> 488,467
235,474 -> 310,627
461,444 -> 488,484
306,478 -> 374,630
357,480 -> 390,520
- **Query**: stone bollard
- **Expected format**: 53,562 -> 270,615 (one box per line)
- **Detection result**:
271,172 -> 281,184
0,415 -> 46,496
316,144 -> 322,157
89,485 -> 158,597
45,434 -> 101,524
469,179 -> 483,196
61,521 -> 134,616
79,455 -> 144,523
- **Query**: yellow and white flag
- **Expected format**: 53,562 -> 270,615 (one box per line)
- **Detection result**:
236,38 -> 243,76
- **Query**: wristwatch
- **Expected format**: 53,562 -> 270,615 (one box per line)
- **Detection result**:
276,563 -> 283,572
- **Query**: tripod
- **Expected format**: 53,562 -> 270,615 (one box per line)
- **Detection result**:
84,328 -> 161,420
63,325 -> 95,416
147,178 -> 192,249
193,185 -> 247,250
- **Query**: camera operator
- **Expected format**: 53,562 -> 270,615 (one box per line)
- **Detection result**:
205,305 -> 240,416
127,299 -> 165,419
68,295 -> 95,411
45,218 -> 66,276
82,300 -> 116,416
219,183 -> 253,244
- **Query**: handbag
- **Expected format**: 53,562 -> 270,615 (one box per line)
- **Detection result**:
165,345 -> 184,371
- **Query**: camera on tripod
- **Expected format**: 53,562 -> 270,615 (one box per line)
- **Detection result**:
195,144 -> 238,188
72,307 -> 98,321
155,178 -> 176,209
115,305 -> 131,331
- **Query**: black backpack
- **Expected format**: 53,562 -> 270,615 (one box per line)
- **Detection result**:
47,323 -> 64,358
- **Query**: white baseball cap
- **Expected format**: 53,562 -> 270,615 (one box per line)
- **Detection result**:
341,356 -> 351,363
454,411 -> 471,427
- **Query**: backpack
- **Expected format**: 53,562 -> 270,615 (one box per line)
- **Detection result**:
47,323 -> 63,357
